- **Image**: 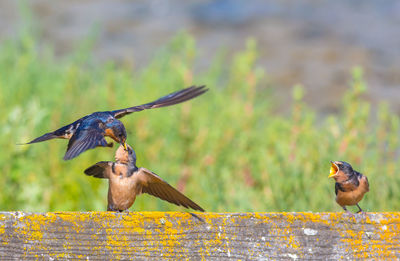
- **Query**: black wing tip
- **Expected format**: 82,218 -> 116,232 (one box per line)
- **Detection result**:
176,192 -> 205,212
196,85 -> 208,90
26,138 -> 40,144
187,84 -> 207,89
185,85 -> 209,94
24,132 -> 58,144
193,207 -> 205,212
183,85 -> 209,99
188,203 -> 205,212
84,165 -> 98,176
17,141 -> 46,145
83,166 -> 93,176
24,139 -> 38,145
191,85 -> 209,93
174,201 -> 205,212
83,163 -> 108,179
195,87 -> 209,97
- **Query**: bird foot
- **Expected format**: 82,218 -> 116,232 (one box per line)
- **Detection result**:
343,211 -> 355,219
356,210 -> 367,219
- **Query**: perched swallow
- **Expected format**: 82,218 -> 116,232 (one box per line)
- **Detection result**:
329,161 -> 369,215
84,144 -> 205,212
25,86 -> 208,160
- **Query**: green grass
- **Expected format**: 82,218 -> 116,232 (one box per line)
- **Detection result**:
0,27 -> 399,212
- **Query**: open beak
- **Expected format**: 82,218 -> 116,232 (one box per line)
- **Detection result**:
328,161 -> 338,178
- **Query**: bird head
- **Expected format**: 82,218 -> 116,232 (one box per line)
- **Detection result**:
115,143 -> 136,165
104,119 -> 127,150
329,161 -> 354,181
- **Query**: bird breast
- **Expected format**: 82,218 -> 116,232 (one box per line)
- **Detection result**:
336,176 -> 369,206
108,167 -> 141,210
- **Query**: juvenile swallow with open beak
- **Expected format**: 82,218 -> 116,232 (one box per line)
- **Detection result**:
24,86 -> 208,160
84,144 -> 205,212
329,161 -> 369,215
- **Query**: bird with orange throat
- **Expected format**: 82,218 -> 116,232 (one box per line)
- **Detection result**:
84,144 -> 204,212
329,161 -> 369,216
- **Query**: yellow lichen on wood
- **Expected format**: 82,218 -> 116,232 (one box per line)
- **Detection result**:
0,212 -> 398,260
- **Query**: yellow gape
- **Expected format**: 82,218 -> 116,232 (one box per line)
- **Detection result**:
328,162 -> 338,178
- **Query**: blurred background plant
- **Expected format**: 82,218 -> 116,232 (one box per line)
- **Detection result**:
0,8 -> 399,212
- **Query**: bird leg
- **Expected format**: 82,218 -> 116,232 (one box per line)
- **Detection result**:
356,204 -> 366,218
356,204 -> 364,213
342,206 -> 355,218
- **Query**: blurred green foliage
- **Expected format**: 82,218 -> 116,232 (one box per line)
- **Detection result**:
0,26 -> 399,212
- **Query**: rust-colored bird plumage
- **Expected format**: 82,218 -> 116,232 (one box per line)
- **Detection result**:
84,144 -> 204,212
329,161 -> 369,215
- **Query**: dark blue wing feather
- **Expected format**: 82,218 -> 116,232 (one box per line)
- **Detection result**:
63,121 -> 108,160
111,85 -> 208,119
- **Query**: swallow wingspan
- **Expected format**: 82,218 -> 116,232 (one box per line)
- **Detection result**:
137,168 -> 205,212
64,125 -> 108,160
111,85 -> 208,119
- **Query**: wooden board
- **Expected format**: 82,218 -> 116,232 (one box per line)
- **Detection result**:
0,212 -> 398,260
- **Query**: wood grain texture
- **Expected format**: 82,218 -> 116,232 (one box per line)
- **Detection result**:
0,212 -> 398,260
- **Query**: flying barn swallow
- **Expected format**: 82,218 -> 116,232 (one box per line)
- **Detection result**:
329,161 -> 369,215
84,144 -> 204,212
25,86 -> 208,160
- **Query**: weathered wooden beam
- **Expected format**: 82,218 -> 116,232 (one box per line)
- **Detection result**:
0,212 -> 398,260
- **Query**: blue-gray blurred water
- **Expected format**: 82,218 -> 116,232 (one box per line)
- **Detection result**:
1,0 -> 399,112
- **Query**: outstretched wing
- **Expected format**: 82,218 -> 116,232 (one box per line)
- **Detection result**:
63,122 -> 108,160
136,168 -> 205,212
111,85 -> 208,119
84,161 -> 113,179
25,118 -> 83,144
